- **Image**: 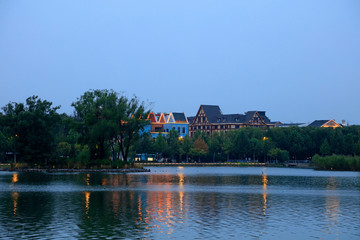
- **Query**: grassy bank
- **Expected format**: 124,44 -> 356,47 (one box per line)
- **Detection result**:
312,154 -> 360,171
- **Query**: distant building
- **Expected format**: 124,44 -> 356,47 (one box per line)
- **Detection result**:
145,112 -> 189,138
307,120 -> 342,129
188,105 -> 277,137
163,112 -> 189,138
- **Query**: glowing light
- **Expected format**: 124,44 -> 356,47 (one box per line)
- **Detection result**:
263,137 -> 268,141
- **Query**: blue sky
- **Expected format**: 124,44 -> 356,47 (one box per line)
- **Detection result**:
1,0 -> 359,124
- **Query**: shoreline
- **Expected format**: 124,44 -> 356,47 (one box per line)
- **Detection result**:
139,162 -> 313,169
0,168 -> 150,173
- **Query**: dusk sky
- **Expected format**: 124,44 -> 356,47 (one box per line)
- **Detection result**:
1,0 -> 359,124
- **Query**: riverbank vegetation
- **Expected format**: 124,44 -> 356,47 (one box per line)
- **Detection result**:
312,154 -> 360,171
1,89 -> 360,170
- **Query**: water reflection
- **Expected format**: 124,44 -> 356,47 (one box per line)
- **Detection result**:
84,191 -> 90,216
12,173 -> 18,183
0,168 -> 358,239
12,192 -> 19,215
262,171 -> 268,215
325,177 -> 341,236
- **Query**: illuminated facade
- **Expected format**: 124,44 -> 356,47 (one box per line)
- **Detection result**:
188,105 -> 277,137
145,112 -> 189,138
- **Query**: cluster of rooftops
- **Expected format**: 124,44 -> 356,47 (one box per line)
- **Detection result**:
145,105 -> 343,138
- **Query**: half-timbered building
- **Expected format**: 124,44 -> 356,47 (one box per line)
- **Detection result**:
188,105 -> 277,137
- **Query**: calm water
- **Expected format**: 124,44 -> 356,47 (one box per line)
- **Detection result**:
0,167 -> 359,240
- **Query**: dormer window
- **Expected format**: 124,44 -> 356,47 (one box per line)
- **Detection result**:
217,118 -> 220,122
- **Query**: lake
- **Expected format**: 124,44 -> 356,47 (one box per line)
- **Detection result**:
0,167 -> 359,239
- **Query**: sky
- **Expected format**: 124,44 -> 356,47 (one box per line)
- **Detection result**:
1,0 -> 360,124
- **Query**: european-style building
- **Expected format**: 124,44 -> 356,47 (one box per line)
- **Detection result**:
145,112 -> 189,138
188,105 -> 277,137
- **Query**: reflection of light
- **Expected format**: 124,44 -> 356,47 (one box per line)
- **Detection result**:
179,191 -> 184,213
101,178 -> 107,186
138,195 -> 143,223
12,173 -> 18,183
325,177 -> 340,230
262,172 -> 268,191
84,192 -> 90,215
86,174 -> 90,186
12,192 -> 19,215
178,173 -> 184,189
178,171 -> 185,212
262,171 -> 268,215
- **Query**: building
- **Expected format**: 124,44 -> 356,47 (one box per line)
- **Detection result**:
188,105 -> 277,137
145,112 -> 189,138
307,120 -> 342,129
162,112 -> 189,138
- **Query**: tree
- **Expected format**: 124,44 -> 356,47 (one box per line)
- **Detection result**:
180,136 -> 193,162
153,134 -> 168,160
72,89 -> 149,164
167,130 -> 180,161
0,96 -> 61,166
190,137 -> 209,162
320,139 -> 331,156
0,130 -> 8,162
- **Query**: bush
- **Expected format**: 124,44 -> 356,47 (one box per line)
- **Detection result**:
313,154 -> 360,171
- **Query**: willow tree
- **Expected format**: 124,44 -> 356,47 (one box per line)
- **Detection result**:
72,89 -> 149,164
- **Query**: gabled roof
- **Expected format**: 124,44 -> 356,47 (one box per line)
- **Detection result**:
147,112 -> 157,123
172,112 -> 188,123
308,120 -> 330,127
244,111 -> 271,124
158,113 -> 167,123
308,120 -> 342,128
187,116 -> 195,124
201,105 -> 223,123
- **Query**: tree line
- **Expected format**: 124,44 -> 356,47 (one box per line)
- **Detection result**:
135,125 -> 360,164
0,90 -> 148,168
1,89 -> 360,169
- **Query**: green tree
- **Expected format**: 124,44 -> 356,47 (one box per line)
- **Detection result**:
190,137 -> 208,162
1,96 -> 61,166
0,130 -> 8,162
167,130 -> 180,161
320,138 -> 331,156
180,136 -> 193,162
153,134 -> 168,159
72,89 -> 149,164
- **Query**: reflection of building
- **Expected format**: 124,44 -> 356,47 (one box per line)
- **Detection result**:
308,120 -> 342,129
145,112 -> 189,138
188,105 -> 277,137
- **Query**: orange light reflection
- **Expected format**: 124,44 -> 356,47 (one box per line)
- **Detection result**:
12,173 -> 18,183
12,192 -> 19,215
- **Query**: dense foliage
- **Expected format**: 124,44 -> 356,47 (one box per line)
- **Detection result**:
134,126 -> 360,165
312,154 -> 360,171
0,90 -> 149,168
0,90 -> 360,170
